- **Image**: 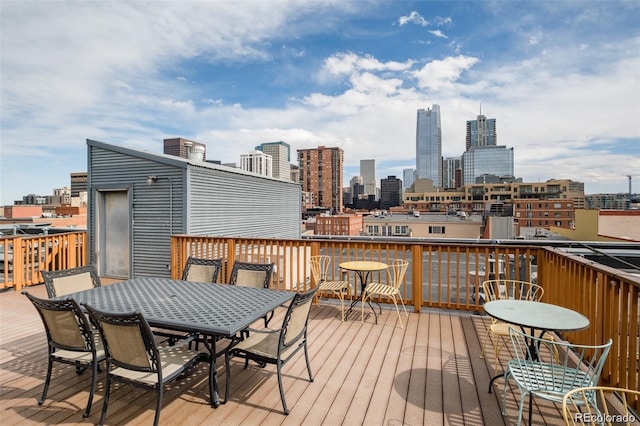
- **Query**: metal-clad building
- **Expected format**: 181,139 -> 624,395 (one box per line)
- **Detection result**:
87,139 -> 301,279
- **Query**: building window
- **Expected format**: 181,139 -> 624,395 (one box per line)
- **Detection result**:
554,203 -> 562,208
429,226 -> 445,234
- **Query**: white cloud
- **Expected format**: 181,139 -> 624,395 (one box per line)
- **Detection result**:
397,11 -> 429,27
429,30 -> 448,39
412,55 -> 480,91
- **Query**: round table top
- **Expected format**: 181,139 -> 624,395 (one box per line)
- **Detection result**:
339,261 -> 388,272
483,299 -> 589,332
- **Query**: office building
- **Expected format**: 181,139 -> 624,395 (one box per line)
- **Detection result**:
256,141 -> 291,180
380,176 -> 403,210
297,146 -> 344,213
403,168 -> 416,190
462,146 -> 514,185
70,172 -> 87,197
240,150 -> 273,177
163,137 -> 206,161
466,113 -> 497,151
442,157 -> 461,189
360,159 -> 376,198
349,176 -> 364,206
416,105 -> 442,187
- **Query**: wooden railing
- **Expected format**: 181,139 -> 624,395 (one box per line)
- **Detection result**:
0,231 -> 88,291
171,234 -> 640,406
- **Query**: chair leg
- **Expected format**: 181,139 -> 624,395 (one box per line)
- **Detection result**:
276,361 -> 289,415
153,386 -> 163,426
304,341 -> 314,382
224,352 -> 232,403
39,358 -> 54,405
83,360 -> 98,417
99,374 -> 112,426
391,296 -> 403,329
338,290 -> 344,322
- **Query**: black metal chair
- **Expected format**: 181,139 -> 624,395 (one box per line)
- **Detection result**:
23,291 -> 105,418
85,305 -> 209,426
224,287 -> 318,415
229,261 -> 276,327
41,265 -> 101,298
181,256 -> 223,283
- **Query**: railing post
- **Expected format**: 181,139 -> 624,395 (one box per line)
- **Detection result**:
412,244 -> 422,312
13,236 -> 25,291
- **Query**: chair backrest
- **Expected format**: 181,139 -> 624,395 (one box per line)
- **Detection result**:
181,257 -> 222,283
23,291 -> 96,353
41,265 -> 101,298
387,259 -> 409,290
86,305 -> 158,373
309,255 -> 330,285
508,328 -> 612,395
229,261 -> 274,289
281,287 -> 318,349
562,386 -> 640,426
482,279 -> 543,302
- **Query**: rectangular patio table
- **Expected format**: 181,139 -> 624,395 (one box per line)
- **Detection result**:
60,277 -> 295,407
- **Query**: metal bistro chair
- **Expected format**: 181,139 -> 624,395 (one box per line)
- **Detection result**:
309,255 -> 352,321
41,265 -> 101,298
562,386 -> 640,426
361,259 -> 409,328
23,291 -> 105,418
502,327 -> 612,426
229,261 -> 276,327
182,256 -> 223,283
225,287 -> 318,415
85,305 -> 209,426
480,279 -> 558,373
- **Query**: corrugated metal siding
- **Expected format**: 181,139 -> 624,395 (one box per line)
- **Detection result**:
188,167 -> 300,239
89,145 -> 186,278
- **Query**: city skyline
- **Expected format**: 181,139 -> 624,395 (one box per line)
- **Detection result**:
1,1 -> 639,205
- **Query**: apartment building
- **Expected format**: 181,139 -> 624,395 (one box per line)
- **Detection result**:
297,146 -> 344,213
315,214 -> 363,236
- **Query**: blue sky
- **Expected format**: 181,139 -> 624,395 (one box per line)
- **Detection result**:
1,0 -> 639,205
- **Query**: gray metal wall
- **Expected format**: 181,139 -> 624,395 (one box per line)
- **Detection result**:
187,166 -> 301,239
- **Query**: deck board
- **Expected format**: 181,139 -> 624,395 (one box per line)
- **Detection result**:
0,283 -> 568,425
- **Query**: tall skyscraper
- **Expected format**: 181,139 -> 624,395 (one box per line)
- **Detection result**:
349,176 -> 364,205
297,146 -> 344,213
360,159 -> 376,198
416,105 -> 442,187
466,113 -> 497,151
256,141 -> 291,180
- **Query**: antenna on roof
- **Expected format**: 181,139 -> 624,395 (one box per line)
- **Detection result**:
479,102 -> 482,115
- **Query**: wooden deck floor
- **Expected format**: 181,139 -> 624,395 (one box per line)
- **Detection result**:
0,284 -> 567,425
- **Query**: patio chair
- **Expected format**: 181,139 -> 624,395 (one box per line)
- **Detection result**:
85,305 -> 209,426
23,291 -> 105,418
224,287 -> 318,415
480,279 -> 558,373
309,255 -> 352,321
41,265 -> 101,298
502,327 -> 612,426
562,386 -> 640,426
229,260 -> 276,327
181,256 -> 223,283
361,259 -> 409,328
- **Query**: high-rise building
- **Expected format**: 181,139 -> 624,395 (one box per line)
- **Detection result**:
256,141 -> 291,180
349,176 -> 364,205
462,146 -> 514,185
380,176 -> 403,209
163,137 -> 206,161
402,168 -> 416,190
240,150 -> 273,177
466,113 -> 497,151
297,146 -> 344,213
360,159 -> 376,198
416,105 -> 442,187
443,157 -> 461,189
70,172 -> 87,197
